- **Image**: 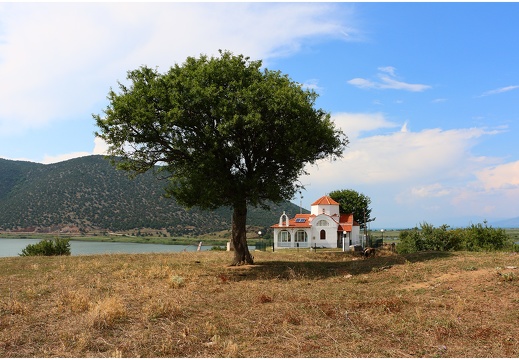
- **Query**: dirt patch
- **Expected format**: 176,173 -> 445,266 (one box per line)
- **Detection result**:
403,268 -> 494,291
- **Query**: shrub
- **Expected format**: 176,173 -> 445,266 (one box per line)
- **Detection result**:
19,237 -> 71,256
396,228 -> 420,254
397,222 -> 511,254
462,222 -> 511,251
397,223 -> 463,254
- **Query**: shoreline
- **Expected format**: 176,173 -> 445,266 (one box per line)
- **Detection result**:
0,232 -> 267,246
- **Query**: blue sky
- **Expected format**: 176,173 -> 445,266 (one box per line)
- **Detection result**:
1,2 -> 518,229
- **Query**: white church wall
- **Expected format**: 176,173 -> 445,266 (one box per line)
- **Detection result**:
309,214 -> 337,248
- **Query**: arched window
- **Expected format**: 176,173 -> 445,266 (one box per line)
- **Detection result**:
278,230 -> 291,243
320,229 -> 326,240
316,220 -> 329,227
295,230 -> 308,243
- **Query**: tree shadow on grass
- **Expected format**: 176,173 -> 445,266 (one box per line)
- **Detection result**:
225,251 -> 455,281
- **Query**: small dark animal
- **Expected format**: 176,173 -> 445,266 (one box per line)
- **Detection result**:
363,247 -> 376,258
381,242 -> 397,253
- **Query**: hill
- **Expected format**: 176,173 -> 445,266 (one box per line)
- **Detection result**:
0,155 -> 301,236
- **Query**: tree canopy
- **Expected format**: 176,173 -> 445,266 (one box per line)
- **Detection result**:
94,50 -> 348,264
329,189 -> 375,228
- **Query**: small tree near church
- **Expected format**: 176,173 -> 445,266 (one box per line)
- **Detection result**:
329,189 -> 375,229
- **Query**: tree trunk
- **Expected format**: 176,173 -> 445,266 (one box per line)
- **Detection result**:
230,201 -> 254,265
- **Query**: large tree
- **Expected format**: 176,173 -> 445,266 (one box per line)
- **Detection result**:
94,50 -> 348,265
329,189 -> 375,229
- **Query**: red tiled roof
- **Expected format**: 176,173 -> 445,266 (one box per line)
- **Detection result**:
271,211 -> 357,231
271,214 -> 314,228
339,214 -> 354,224
271,196 -> 359,231
338,224 -> 353,232
311,195 -> 339,206
338,213 -> 354,232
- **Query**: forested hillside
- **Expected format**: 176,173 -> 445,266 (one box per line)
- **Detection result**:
0,156 -> 301,235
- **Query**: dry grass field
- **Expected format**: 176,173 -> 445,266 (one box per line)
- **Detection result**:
1,248 -> 519,357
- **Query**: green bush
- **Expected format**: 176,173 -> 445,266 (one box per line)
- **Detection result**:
397,222 -> 463,254
396,228 -> 420,254
397,221 -> 511,254
462,222 -> 510,251
20,237 -> 71,256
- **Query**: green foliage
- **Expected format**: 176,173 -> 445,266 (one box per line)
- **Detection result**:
328,189 -> 375,228
397,222 -> 512,254
95,50 -> 348,211
463,222 -> 510,251
396,228 -> 419,254
94,50 -> 347,264
20,237 -> 71,256
0,158 -> 38,201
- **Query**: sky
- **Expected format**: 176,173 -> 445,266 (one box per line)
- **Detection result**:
1,2 -> 518,229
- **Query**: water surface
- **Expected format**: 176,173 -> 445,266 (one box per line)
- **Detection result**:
0,238 -> 214,257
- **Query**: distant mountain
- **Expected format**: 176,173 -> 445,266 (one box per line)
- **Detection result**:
0,155 -> 301,235
491,217 -> 519,229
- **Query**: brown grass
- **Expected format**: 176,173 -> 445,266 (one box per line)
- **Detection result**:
1,249 -> 519,357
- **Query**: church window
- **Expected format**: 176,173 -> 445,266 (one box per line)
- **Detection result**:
295,230 -> 308,242
279,230 -> 291,242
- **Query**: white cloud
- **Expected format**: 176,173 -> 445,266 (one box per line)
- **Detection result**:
305,122 -> 495,190
301,79 -> 323,92
378,66 -> 396,77
347,67 -> 431,92
299,114 -> 507,223
37,137 -> 108,164
0,4 -> 115,133
0,2 -> 357,135
475,160 -> 519,191
41,152 -> 91,165
378,75 -> 430,92
347,78 -> 377,89
479,85 -> 519,97
336,127 -> 496,184
331,112 -> 398,139
299,112 -> 519,227
447,171 -> 519,220
93,137 -> 110,156
410,183 -> 451,198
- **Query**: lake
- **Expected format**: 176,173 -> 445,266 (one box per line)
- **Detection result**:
0,238 -> 218,258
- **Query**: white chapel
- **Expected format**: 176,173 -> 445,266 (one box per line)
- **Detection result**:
271,195 -> 361,250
